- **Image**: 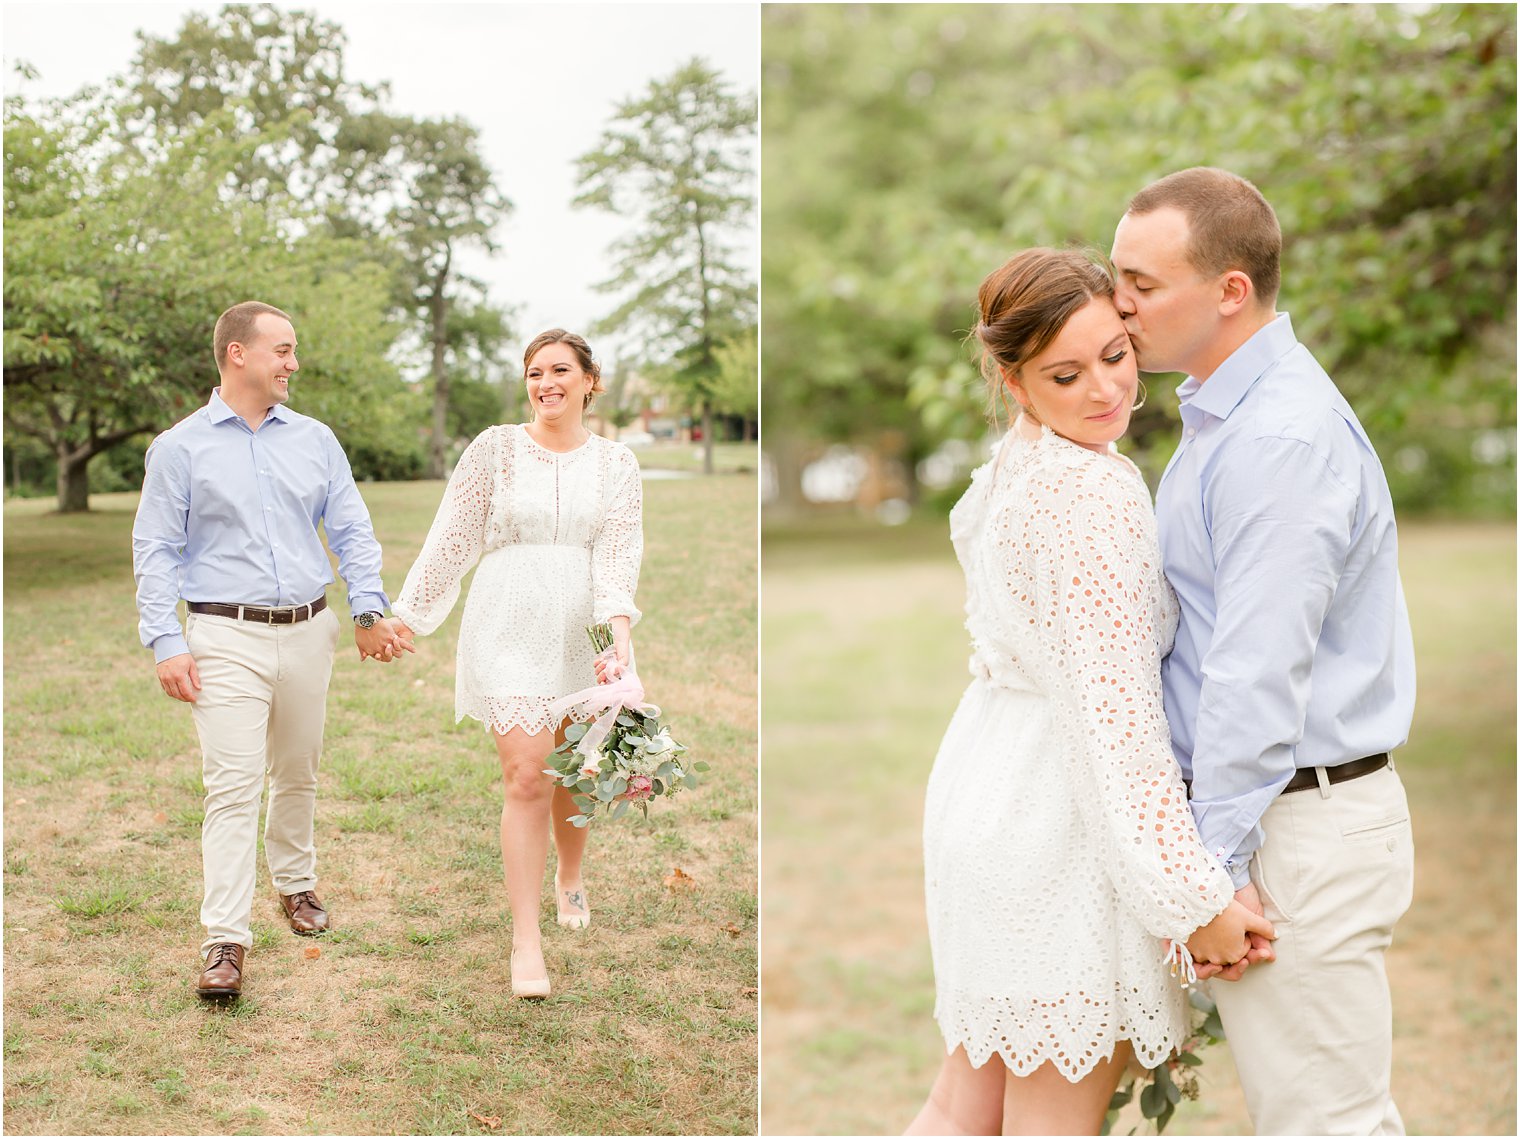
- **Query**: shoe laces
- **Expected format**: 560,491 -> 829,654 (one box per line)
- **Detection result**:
208,943 -> 240,967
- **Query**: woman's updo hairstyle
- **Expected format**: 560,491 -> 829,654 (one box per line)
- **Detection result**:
971,248 -> 1116,418
523,328 -> 606,410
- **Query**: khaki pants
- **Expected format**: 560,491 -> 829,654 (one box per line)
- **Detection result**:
1209,764 -> 1415,1135
185,607 -> 340,957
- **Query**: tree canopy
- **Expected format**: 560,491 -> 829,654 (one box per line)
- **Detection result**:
575,57 -> 757,473
762,3 -> 1516,515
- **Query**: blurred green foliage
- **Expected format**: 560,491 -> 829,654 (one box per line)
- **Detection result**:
761,3 -> 1516,516
2,4 -> 520,509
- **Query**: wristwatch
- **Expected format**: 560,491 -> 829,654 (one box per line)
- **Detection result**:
354,611 -> 381,629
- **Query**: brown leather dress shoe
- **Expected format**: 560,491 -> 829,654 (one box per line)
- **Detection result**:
197,942 -> 245,1000
279,889 -> 330,935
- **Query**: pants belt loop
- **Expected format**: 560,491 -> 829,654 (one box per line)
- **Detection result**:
1314,765 -> 1332,799
236,605 -> 246,622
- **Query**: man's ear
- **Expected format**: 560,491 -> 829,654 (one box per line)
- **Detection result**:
1218,270 -> 1253,317
226,341 -> 246,368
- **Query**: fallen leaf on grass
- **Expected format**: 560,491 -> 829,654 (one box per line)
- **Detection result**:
741,986 -> 758,997
304,946 -> 321,960
720,923 -> 742,938
467,1111 -> 501,1129
153,811 -> 168,825
664,867 -> 696,893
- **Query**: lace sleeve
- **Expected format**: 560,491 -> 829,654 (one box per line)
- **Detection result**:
1010,460 -> 1233,944
393,428 -> 496,636
591,445 -> 643,627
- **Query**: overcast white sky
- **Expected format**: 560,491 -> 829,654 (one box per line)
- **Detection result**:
3,2 -> 759,371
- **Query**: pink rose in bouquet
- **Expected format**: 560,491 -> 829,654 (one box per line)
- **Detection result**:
625,774 -> 655,802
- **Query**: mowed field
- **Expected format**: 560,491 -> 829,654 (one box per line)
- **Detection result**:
3,466 -> 757,1136
760,516 -> 1516,1136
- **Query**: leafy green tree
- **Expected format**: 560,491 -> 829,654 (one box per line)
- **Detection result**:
126,5 -> 513,480
713,324 -> 759,442
575,58 -> 757,474
338,111 -> 511,477
3,96 -> 406,511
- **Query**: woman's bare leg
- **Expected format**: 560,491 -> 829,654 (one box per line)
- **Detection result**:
493,725 -> 558,982
550,780 -> 590,926
905,1046 -> 1006,1136
1001,1041 -> 1133,1136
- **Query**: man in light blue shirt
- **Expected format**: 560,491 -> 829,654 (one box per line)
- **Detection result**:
1112,169 -> 1416,1135
133,300 -> 413,1001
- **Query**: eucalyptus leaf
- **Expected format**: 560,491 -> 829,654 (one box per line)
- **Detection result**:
611,798 -> 630,819
569,814 -> 590,828
1140,1081 -> 1167,1119
1155,1065 -> 1181,1106
694,761 -> 710,772
564,722 -> 589,743
682,773 -> 699,790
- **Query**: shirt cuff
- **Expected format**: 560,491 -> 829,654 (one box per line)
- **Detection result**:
151,632 -> 190,663
1225,858 -> 1252,890
348,592 -> 391,617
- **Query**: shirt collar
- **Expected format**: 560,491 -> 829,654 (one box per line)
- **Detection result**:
207,387 -> 290,426
1178,313 -> 1298,421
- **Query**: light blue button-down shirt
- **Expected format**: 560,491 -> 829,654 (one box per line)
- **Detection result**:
132,389 -> 391,663
1157,314 -> 1416,888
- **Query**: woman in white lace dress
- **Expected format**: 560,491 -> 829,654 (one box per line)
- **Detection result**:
392,329 -> 642,1000
907,251 -> 1274,1134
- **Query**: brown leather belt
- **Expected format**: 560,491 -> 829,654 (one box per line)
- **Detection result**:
1185,753 -> 1389,799
187,596 -> 327,625
1281,753 -> 1389,795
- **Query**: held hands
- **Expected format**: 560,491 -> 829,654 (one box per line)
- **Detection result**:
156,653 -> 202,703
356,617 -> 417,663
1184,885 -> 1277,980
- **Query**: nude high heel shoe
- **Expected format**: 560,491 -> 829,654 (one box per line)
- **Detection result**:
510,947 -> 551,1000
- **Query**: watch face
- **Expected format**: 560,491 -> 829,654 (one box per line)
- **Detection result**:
357,612 -> 377,628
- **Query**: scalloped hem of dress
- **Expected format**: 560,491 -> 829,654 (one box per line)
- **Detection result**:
936,1013 -> 1187,1082
456,703 -> 595,737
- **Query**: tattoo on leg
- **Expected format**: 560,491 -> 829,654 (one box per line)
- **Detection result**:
564,889 -> 585,912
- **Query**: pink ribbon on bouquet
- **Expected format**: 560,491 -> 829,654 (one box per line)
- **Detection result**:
547,648 -> 661,767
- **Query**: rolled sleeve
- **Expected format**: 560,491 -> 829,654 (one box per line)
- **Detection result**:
318,428 -> 392,616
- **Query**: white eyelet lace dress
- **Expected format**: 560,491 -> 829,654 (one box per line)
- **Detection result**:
393,423 -> 643,736
922,423 -> 1234,1081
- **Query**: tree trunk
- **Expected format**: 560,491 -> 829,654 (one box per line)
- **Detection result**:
55,445 -> 91,513
701,400 -> 715,475
426,251 -> 453,480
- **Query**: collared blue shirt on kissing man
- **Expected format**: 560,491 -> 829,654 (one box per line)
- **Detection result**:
1156,312 -> 1417,888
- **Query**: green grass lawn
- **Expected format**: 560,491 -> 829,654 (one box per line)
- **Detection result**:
630,440 -> 757,475
760,515 -> 1516,1136
3,474 -> 757,1136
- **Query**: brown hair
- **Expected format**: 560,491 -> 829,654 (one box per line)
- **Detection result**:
1126,167 -> 1281,306
523,328 -> 605,409
972,248 -> 1115,418
214,301 -> 292,369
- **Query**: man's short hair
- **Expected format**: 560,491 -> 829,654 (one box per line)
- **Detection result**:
213,301 -> 293,368
1127,167 -> 1281,306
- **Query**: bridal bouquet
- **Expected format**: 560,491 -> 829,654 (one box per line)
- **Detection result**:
1102,989 -> 1225,1135
544,623 -> 704,826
